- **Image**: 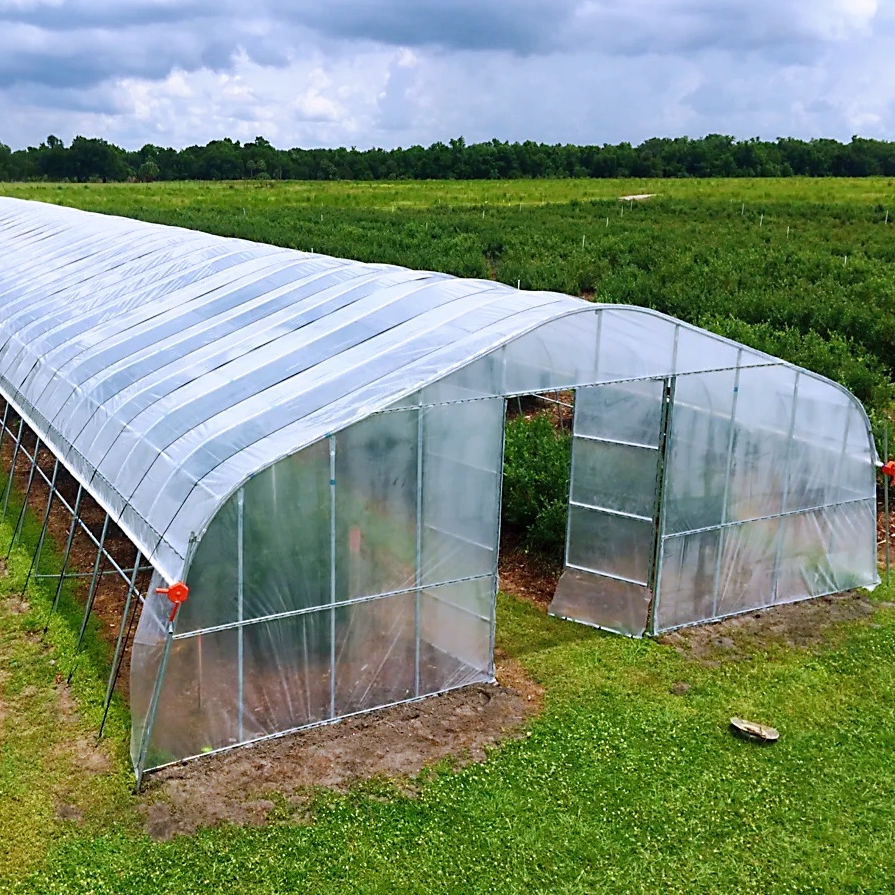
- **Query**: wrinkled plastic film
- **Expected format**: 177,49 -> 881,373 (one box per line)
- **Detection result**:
137,403 -> 500,768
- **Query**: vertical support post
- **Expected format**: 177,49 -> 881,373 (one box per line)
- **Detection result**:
24,458 -> 58,590
562,392 -> 580,573
669,323 -> 681,374
329,435 -> 337,718
99,552 -> 143,738
824,408 -> 855,578
711,354 -> 743,619
490,397 -> 508,679
236,487 -> 245,742
8,435 -> 40,557
45,483 -> 83,631
771,373 -> 801,603
414,408 -> 423,697
134,618 -> 174,792
1,417 -> 24,524
0,404 -> 12,527
885,425 -> 891,586
647,376 -> 675,636
67,513 -> 110,681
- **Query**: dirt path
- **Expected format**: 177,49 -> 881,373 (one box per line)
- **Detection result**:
659,589 -> 885,665
141,653 -> 543,840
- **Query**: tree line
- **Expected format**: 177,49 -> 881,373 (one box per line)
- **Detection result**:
2,134 -> 895,183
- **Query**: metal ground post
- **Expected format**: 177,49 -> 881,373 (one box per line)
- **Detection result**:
67,513 -> 110,682
885,425 -> 891,585
7,436 -> 40,558
45,483 -> 83,631
24,459 -> 59,590
1,418 -> 24,524
99,553 -> 143,737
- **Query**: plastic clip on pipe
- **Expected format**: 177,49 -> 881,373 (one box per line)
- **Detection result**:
157,582 -> 189,622
881,461 -> 895,483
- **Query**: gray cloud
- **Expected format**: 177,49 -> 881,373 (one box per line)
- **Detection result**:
0,0 -> 215,30
1,0 -> 882,92
278,0 -> 580,54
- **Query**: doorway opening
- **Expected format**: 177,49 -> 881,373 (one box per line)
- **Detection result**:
498,390 -> 575,610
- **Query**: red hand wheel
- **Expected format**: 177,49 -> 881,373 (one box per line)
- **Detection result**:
157,581 -> 189,622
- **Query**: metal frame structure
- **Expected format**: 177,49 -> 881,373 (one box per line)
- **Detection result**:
0,401 -> 154,744
0,196 -> 880,790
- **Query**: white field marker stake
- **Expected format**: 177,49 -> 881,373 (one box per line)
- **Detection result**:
760,213 -> 764,227
606,217 -> 609,227
582,234 -> 586,248
517,279 -> 521,290
787,226 -> 790,238
741,203 -> 745,216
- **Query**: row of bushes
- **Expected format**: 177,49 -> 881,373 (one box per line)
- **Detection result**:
502,414 -> 571,560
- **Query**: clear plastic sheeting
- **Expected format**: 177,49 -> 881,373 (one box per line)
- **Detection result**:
131,401 -> 501,769
0,198 -> 879,778
551,568 -> 652,638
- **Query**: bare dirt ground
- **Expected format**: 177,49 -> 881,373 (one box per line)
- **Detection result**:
141,652 -> 543,840
498,527 -> 561,610
659,589 -> 886,666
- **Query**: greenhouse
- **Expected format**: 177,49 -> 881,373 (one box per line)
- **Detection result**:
0,197 -> 879,786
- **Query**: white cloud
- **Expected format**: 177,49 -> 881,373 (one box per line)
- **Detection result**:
0,0 -> 893,150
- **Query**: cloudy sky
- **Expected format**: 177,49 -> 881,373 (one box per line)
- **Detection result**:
0,0 -> 893,150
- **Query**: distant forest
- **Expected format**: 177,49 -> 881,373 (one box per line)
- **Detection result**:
2,134 -> 895,183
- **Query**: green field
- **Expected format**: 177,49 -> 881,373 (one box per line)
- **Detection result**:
3,178 -> 894,430
2,178 -> 895,893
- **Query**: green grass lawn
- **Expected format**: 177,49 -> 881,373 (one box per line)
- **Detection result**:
2,498 -> 895,893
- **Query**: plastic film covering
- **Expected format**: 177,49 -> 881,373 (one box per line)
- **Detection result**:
651,366 -> 878,633
131,401 -> 502,768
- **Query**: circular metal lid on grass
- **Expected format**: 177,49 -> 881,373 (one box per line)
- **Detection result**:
730,717 -> 780,744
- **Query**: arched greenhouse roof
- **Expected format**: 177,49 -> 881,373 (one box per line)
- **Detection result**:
0,197 -> 874,586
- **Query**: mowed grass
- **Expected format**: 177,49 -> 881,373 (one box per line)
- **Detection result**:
1,487 -> 895,892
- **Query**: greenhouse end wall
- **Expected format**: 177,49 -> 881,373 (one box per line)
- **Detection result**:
132,398 -> 504,769
552,364 -> 878,636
